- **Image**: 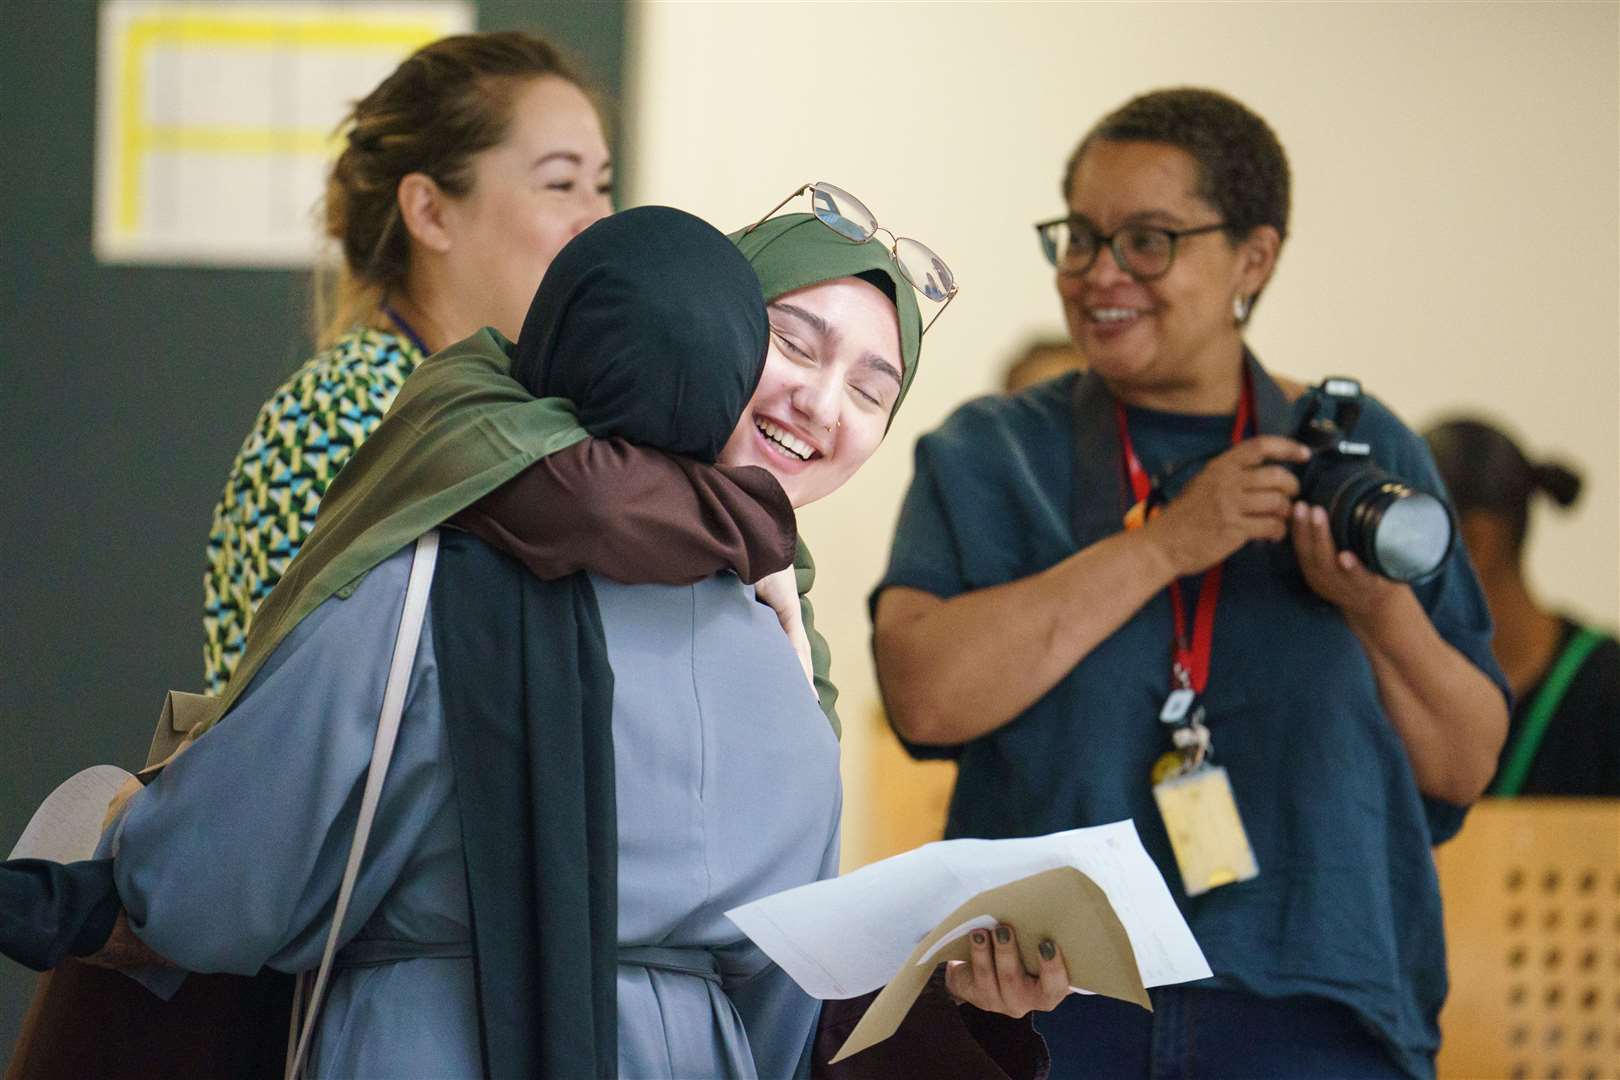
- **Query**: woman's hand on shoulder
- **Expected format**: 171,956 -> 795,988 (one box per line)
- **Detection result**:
1146,436 -> 1311,576
943,923 -> 1069,1018
755,566 -> 814,690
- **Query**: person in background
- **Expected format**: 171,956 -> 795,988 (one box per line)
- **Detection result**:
1002,336 -> 1085,394
1426,417 -> 1619,796
871,87 -> 1509,1079
203,30 -> 612,693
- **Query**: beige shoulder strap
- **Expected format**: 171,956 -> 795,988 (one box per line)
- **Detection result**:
284,530 -> 440,1080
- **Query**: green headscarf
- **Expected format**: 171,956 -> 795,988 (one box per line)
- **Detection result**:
201,209 -> 926,741
729,212 -> 923,421
728,212 -> 925,722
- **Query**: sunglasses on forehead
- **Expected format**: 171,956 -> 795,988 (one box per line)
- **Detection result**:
743,181 -> 959,335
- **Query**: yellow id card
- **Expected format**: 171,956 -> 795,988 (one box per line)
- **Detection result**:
1152,765 -> 1259,897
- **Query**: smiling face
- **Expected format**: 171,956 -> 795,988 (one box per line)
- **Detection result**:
441,76 -> 613,340
1058,140 -> 1275,408
718,276 -> 903,508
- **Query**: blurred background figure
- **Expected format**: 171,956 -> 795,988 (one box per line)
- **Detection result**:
203,31 -> 613,693
1426,418 -> 1619,797
1002,336 -> 1085,394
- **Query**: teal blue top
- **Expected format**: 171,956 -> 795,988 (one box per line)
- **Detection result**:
873,366 -> 1509,1079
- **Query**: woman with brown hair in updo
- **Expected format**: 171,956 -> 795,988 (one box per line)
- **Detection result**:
203,31 -> 612,694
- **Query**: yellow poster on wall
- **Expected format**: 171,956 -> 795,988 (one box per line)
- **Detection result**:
94,0 -> 472,266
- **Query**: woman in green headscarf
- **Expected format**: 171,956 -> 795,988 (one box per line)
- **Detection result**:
168,204 -> 926,762
63,203 -> 1062,1078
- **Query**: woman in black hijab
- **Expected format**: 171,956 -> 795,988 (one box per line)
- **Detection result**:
50,207 -> 1051,1080
95,208 -> 797,1079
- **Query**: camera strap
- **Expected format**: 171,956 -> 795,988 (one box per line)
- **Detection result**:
1114,371 -> 1254,734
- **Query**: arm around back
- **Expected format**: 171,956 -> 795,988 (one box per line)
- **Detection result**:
452,436 -> 797,586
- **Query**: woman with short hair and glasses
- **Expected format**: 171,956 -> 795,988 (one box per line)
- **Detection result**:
872,88 -> 1509,1078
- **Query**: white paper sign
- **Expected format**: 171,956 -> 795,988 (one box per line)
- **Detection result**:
95,1 -> 472,266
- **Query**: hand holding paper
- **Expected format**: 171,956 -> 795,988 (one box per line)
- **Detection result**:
725,820 -> 1210,1063
937,912 -> 1069,1023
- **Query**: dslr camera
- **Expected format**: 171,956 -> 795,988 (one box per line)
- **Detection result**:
1292,377 -> 1453,583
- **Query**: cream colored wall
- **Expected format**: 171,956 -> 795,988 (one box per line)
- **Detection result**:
625,1 -> 1619,868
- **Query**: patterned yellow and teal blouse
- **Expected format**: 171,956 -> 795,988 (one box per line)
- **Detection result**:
203,327 -> 424,694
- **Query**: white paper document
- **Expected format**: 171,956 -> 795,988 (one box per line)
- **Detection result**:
725,819 -> 1210,1001
8,765 -> 135,862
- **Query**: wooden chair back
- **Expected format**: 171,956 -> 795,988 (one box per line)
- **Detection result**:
1435,798 -> 1620,1079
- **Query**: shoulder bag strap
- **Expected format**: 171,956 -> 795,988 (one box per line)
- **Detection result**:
284,529 -> 441,1080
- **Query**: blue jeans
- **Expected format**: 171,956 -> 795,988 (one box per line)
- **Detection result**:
1034,987 -> 1414,1079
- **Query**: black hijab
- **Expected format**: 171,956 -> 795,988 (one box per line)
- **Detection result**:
431,206 -> 769,1079
513,204 -> 769,460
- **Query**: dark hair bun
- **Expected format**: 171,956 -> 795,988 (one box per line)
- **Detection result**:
1531,461 -> 1583,508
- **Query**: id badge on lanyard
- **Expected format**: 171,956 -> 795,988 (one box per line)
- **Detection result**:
1118,380 -> 1260,898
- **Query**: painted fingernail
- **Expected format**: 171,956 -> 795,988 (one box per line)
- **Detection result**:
1312,506 -> 1327,526
1039,940 -> 1056,961
995,926 -> 1011,944
971,931 -> 987,947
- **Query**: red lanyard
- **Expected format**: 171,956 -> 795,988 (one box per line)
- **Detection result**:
1114,375 -> 1253,696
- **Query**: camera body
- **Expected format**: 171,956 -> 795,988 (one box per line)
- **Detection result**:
1291,377 -> 1454,584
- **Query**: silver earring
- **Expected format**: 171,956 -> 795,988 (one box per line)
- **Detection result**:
1233,294 -> 1251,323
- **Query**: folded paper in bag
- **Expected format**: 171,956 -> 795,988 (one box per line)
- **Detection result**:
141,690 -> 221,776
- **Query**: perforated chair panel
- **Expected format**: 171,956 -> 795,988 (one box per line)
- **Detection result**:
1436,799 -> 1620,1080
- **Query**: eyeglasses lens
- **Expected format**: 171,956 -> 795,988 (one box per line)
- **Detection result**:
811,183 -> 877,243
1042,221 -> 1094,272
894,237 -> 956,303
1042,221 -> 1173,279
1120,228 -> 1173,277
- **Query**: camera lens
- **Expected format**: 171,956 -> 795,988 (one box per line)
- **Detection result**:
1307,458 -> 1454,583
1323,470 -> 1452,583
1368,490 -> 1452,582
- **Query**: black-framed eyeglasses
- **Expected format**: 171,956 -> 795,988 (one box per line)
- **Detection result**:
745,181 -> 958,334
1033,216 -> 1228,281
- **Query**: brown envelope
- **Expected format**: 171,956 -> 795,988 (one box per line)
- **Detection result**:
830,865 -> 1150,1064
